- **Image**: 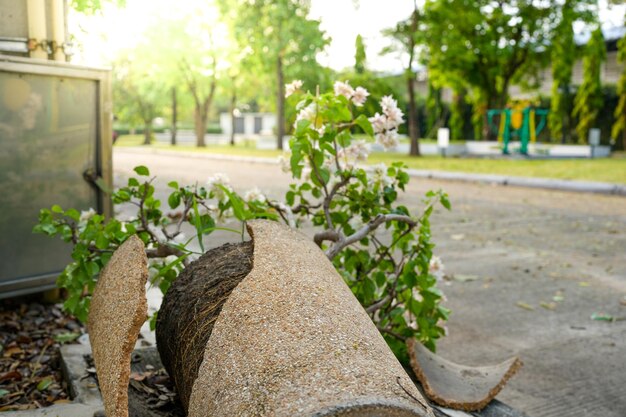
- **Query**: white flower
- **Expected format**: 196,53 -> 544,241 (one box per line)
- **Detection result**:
164,255 -> 178,264
369,113 -> 387,133
351,86 -> 369,107
295,103 -> 317,124
316,125 -> 326,136
244,187 -> 266,203
381,95 -> 398,110
79,208 -> 96,222
278,154 -> 291,173
429,255 -> 445,282
375,130 -> 399,150
338,140 -> 369,164
333,80 -> 354,99
207,173 -> 231,198
371,163 -> 394,187
285,79 -> 303,98
344,140 -> 369,161
385,106 -> 404,126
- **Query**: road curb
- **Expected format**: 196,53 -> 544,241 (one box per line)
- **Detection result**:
115,147 -> 626,196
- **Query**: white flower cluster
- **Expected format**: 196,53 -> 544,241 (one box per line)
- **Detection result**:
277,153 -> 291,173
337,140 -> 370,167
369,95 -> 404,150
285,80 -> 303,98
429,255 -> 445,282
296,103 -> 317,125
333,81 -> 369,107
370,163 -> 394,187
206,173 -> 231,198
79,208 -> 96,222
244,187 -> 266,203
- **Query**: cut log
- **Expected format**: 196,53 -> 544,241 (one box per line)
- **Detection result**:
155,240 -> 253,410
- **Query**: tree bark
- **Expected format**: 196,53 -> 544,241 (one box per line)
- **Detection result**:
276,55 -> 285,151
156,241 -> 254,412
194,100 -> 210,148
171,87 -> 177,146
407,73 -> 421,156
143,123 -> 152,145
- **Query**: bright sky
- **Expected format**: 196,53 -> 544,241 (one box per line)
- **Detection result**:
71,0 -> 626,72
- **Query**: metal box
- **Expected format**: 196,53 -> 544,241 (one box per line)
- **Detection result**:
0,55 -> 112,297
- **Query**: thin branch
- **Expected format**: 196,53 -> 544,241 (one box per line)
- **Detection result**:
326,213 -> 417,259
313,229 -> 341,248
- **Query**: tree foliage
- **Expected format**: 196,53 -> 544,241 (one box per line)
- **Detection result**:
549,0 -> 595,143
354,34 -> 367,74
382,3 -> 422,155
612,19 -> 626,150
218,0 -> 329,149
423,0 -> 557,139
573,27 -> 606,144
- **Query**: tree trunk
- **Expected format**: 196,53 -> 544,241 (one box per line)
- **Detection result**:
143,123 -> 152,145
230,89 -> 237,146
171,87 -> 177,146
194,101 -> 209,148
407,72 -> 421,156
276,55 -> 285,151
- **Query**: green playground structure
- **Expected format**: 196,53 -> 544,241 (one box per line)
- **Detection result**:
487,102 -> 549,155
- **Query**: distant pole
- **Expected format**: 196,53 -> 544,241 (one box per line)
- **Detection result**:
171,87 -> 177,146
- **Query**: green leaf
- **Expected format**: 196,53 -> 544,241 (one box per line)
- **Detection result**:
218,185 -> 247,221
51,204 -> 63,213
95,235 -> 109,250
167,181 -> 179,189
128,178 -> 140,187
133,165 -> 150,176
168,191 -> 181,209
0,389 -> 9,398
54,332 -> 80,344
440,194 -> 451,210
191,196 -> 205,253
37,378 -> 53,391
149,312 -> 158,331
355,114 -> 374,136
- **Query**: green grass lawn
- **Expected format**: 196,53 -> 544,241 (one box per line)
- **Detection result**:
115,135 -> 626,184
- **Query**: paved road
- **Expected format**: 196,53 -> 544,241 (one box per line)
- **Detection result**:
114,147 -> 626,417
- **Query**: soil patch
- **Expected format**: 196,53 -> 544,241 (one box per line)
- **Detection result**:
0,297 -> 82,411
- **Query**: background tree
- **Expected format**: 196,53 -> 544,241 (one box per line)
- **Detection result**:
354,34 -> 367,74
382,1 -> 422,155
549,0 -> 577,143
112,56 -> 167,145
424,0 -> 556,140
219,0 -> 329,150
549,0 -> 595,143
612,18 -> 626,151
573,26 -> 605,144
